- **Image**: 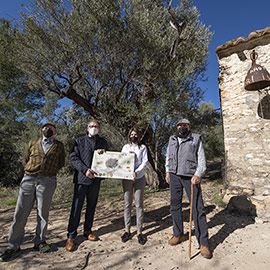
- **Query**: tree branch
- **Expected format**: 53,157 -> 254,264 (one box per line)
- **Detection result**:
168,0 -> 186,59
62,86 -> 96,116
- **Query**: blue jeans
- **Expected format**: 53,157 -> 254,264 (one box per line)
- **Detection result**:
67,180 -> 101,239
169,173 -> 209,246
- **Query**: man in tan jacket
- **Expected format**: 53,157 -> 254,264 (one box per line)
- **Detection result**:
0,123 -> 65,262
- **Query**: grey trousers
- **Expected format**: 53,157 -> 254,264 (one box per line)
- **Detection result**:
8,175 -> 56,249
122,176 -> 146,232
169,173 -> 209,246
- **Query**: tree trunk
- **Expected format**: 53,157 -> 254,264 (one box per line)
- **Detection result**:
144,162 -> 159,190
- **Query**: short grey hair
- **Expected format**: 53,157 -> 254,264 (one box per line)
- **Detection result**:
88,119 -> 100,127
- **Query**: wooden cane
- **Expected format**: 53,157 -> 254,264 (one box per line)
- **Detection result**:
188,183 -> 194,260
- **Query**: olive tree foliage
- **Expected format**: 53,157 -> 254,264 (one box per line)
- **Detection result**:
0,19 -> 44,186
0,19 -> 43,126
15,0 -> 212,186
192,102 -> 224,159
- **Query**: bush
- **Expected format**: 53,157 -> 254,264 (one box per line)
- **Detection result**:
52,174 -> 74,206
0,128 -> 24,187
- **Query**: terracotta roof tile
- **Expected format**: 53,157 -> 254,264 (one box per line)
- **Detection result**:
216,27 -> 270,59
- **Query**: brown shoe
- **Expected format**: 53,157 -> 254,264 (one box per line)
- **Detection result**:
84,230 -> 98,241
200,245 -> 212,259
168,235 -> 186,246
65,238 -> 75,252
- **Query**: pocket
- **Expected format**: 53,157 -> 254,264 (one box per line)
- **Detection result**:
187,160 -> 197,171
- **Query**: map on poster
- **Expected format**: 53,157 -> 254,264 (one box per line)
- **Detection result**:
91,151 -> 135,180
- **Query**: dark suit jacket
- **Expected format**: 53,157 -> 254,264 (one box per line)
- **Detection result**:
70,134 -> 108,185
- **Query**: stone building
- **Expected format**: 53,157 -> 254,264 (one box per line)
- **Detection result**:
216,27 -> 270,222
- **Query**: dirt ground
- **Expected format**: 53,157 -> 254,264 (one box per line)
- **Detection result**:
0,182 -> 270,270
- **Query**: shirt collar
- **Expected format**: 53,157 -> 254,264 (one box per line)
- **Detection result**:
42,137 -> 54,143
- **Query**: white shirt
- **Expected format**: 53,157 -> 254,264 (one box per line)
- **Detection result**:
121,144 -> 148,179
41,137 -> 54,154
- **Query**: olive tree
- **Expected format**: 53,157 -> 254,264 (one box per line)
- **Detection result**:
15,0 -> 212,187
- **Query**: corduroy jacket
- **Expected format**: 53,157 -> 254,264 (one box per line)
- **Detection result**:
70,134 -> 109,185
23,138 -> 65,177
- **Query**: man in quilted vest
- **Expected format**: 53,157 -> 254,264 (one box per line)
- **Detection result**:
0,123 -> 65,262
165,118 -> 212,259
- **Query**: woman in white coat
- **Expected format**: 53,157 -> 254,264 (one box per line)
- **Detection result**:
121,127 -> 148,245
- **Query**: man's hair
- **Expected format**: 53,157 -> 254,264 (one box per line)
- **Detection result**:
88,119 -> 100,127
42,122 -> 56,129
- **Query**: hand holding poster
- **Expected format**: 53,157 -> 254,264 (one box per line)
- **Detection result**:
91,151 -> 135,180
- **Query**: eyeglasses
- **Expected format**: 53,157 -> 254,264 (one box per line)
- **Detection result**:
88,125 -> 99,128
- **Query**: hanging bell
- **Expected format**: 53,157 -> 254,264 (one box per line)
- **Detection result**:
244,50 -> 270,91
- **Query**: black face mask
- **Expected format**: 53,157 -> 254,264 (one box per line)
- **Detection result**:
130,136 -> 138,143
177,126 -> 190,138
43,129 -> 53,138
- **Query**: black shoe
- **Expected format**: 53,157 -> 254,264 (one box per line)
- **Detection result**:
121,232 -> 131,243
0,248 -> 20,262
34,241 -> 51,253
137,234 -> 146,245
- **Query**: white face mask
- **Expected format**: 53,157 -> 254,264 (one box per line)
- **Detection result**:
89,127 -> 99,136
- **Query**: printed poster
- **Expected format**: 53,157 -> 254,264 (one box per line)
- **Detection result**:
91,151 -> 135,180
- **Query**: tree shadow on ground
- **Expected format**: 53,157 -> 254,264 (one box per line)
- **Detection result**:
95,213 -> 124,237
142,203 -> 213,238
94,204 -> 177,239
0,207 -> 15,227
207,208 -> 255,253
93,203 -> 216,240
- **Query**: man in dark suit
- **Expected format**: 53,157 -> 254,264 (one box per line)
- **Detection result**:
65,119 -> 108,251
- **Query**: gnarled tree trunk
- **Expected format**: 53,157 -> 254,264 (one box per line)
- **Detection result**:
144,162 -> 159,190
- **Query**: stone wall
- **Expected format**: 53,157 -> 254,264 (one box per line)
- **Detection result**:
216,27 -> 270,222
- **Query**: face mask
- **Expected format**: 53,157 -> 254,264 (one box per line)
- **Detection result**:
177,126 -> 190,138
89,127 -> 99,136
43,129 -> 53,138
130,136 -> 138,143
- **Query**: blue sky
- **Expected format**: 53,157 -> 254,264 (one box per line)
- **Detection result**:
193,0 -> 270,109
1,0 -> 270,109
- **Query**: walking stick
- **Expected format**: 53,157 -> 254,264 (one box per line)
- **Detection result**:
188,183 -> 194,260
